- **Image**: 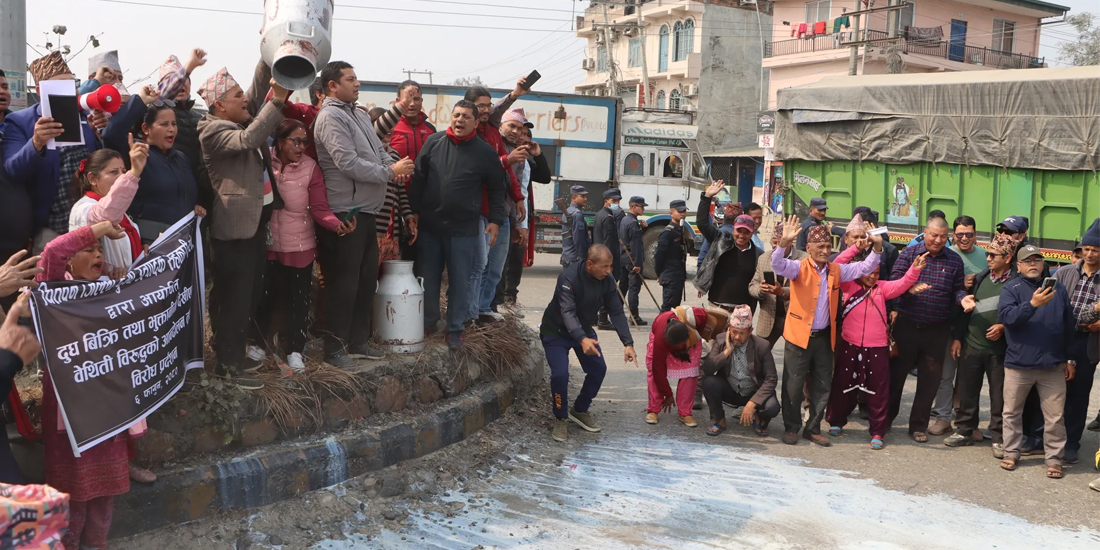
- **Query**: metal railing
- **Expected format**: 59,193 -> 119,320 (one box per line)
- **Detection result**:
764,29 -> 1043,69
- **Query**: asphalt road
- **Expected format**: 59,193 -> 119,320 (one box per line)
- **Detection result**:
511,252 -> 1100,534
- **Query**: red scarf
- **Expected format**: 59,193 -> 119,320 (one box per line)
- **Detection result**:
85,191 -> 142,261
446,126 -> 477,144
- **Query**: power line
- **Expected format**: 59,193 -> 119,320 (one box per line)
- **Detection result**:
354,0 -> 578,14
336,3 -> 570,22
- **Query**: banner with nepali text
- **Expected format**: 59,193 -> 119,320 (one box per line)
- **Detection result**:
29,214 -> 205,455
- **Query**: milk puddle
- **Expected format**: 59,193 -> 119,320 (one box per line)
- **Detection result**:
315,436 -> 1098,549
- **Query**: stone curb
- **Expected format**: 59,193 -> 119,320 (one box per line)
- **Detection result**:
110,380 -> 517,539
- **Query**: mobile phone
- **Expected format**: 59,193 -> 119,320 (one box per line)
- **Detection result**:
763,271 -> 776,286
1041,277 -> 1057,291
341,206 -> 362,223
521,70 -> 541,90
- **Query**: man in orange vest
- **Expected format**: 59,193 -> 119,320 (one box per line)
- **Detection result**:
771,215 -> 884,446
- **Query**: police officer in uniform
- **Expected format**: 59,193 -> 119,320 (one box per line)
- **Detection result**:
654,199 -> 689,312
619,196 -> 648,325
560,185 -> 590,268
593,188 -> 622,329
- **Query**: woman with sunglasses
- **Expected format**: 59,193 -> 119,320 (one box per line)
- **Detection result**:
102,86 -> 201,246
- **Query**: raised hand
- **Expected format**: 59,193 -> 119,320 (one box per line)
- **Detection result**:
31,117 -> 65,151
704,180 -> 726,198
128,134 -> 149,176
138,84 -> 158,106
185,48 -> 208,73
912,252 -> 928,270
512,77 -> 530,98
780,215 -> 801,248
0,250 -> 43,298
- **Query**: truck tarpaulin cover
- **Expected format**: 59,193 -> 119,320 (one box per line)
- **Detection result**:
773,67 -> 1100,172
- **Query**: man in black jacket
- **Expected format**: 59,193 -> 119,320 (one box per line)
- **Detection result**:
695,181 -> 763,313
593,189 -> 622,329
619,196 -> 648,325
655,200 -> 689,312
409,100 -> 506,350
540,245 -> 637,442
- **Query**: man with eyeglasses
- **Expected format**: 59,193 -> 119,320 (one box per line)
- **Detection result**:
928,215 -> 989,435
944,235 -> 1016,455
997,244 -> 1077,479
887,217 -> 974,442
1050,218 -> 1100,465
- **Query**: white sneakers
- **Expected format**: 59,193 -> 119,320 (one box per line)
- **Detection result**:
287,352 -> 306,374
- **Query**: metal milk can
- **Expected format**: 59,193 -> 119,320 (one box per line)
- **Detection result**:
260,0 -> 334,91
373,261 -> 425,354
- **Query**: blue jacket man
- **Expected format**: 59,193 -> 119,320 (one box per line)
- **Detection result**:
997,244 -> 1076,474
560,185 -> 590,267
3,52 -> 100,238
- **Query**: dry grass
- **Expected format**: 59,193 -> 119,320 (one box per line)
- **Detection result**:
252,356 -> 371,431
452,316 -> 533,379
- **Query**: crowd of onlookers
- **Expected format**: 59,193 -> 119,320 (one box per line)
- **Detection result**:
0,47 -> 553,548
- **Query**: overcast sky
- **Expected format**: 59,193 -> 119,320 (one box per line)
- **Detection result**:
24,0 -> 1095,102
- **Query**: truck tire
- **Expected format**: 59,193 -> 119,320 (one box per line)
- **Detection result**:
641,222 -> 665,280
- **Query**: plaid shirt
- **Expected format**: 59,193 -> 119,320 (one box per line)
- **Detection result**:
48,145 -> 88,235
890,241 -> 967,326
1068,265 -> 1100,330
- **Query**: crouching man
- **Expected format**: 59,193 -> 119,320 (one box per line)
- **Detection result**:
700,304 -> 780,437
540,245 -> 637,443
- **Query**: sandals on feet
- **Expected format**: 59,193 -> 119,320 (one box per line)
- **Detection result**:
1000,457 -> 1017,471
751,415 -> 769,437
1046,464 -> 1064,479
870,436 -> 884,450
828,426 -> 842,437
706,423 -> 726,436
910,431 -> 928,443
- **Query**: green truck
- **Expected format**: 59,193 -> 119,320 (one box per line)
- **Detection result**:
774,67 -> 1099,262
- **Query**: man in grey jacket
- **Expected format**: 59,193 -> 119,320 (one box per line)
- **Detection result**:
313,61 -> 414,367
197,61 -> 287,390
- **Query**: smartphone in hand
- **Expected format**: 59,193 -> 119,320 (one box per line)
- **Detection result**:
522,70 -> 541,90
763,271 -> 776,286
1041,277 -> 1057,291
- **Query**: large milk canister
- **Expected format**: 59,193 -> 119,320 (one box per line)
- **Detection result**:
260,0 -> 334,91
373,261 -> 426,354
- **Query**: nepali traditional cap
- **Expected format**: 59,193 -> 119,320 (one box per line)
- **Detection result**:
845,213 -> 865,234
87,50 -> 121,75
29,51 -> 72,83
501,108 -> 533,128
158,55 -> 184,84
728,304 -> 753,329
725,202 -> 743,218
1081,217 -> 1100,248
197,67 -> 239,105
807,224 -> 831,244
986,234 -> 1015,256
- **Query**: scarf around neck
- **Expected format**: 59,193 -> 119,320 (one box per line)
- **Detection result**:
446,126 -> 478,145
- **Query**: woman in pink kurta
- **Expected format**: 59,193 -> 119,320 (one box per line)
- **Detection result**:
645,306 -> 719,428
37,221 -> 133,550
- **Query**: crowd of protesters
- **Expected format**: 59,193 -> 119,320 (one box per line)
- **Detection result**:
545,174 -> 1100,493
0,45 -> 557,547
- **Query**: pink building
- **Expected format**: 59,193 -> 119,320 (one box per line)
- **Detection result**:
763,0 -> 1070,108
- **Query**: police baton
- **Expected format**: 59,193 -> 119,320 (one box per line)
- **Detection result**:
619,237 -> 662,310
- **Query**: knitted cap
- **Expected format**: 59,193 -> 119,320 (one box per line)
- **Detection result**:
29,51 -> 72,83
1081,218 -> 1100,248
197,67 -> 239,105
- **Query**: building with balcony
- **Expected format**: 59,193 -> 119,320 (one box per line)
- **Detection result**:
762,0 -> 1070,108
574,1 -> 775,203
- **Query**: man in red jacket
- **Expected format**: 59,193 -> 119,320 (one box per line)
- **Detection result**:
390,81 -> 436,264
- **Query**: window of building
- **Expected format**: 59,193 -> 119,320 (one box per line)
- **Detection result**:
669,89 -> 683,110
898,1 -> 915,30
803,0 -> 831,23
624,153 -> 645,176
674,19 -> 695,61
663,154 -> 684,178
673,21 -> 684,61
993,18 -> 1016,53
658,25 -> 670,72
628,37 -> 643,67
597,45 -> 609,72
656,90 -> 666,109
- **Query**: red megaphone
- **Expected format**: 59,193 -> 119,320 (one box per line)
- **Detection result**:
78,84 -> 122,114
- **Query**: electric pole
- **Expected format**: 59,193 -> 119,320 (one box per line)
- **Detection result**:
402,69 -> 433,84
601,2 -> 618,98
635,2 -> 650,107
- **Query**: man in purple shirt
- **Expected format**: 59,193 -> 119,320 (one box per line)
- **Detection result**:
887,216 -> 974,442
772,217 -> 883,446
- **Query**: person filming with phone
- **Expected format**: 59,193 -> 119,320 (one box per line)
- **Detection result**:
996,244 -> 1077,479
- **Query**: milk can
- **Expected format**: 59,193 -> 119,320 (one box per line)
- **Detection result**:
373,261 -> 426,354
260,0 -> 334,91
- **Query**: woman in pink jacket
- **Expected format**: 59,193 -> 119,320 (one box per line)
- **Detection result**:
254,119 -> 326,374
825,216 -> 928,450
